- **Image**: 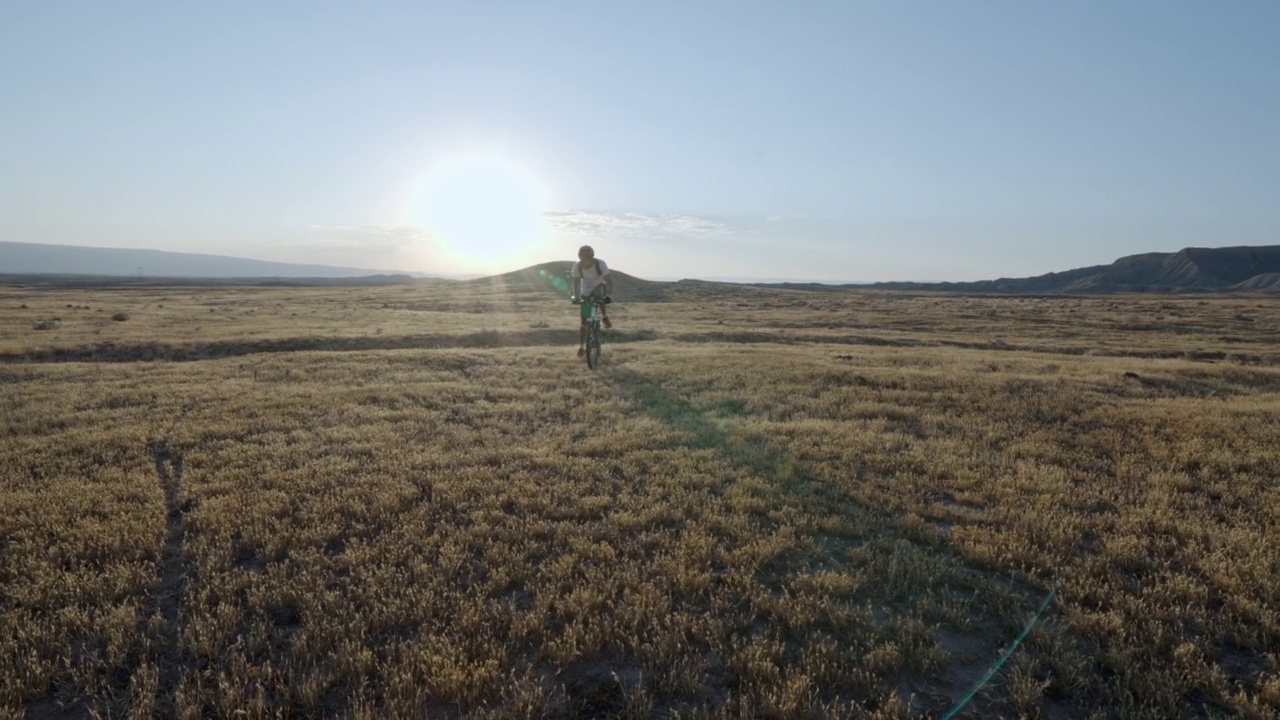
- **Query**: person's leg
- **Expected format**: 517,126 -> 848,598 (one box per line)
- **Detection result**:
578,299 -> 591,356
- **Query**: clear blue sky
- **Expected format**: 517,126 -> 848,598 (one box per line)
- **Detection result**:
2,1 -> 1276,281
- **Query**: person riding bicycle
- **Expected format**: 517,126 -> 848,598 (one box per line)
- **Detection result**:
570,245 -> 613,358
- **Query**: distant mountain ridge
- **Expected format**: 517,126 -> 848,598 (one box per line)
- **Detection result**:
3,240 -> 1277,292
760,245 -> 1278,294
0,240 -> 419,278
1025,245 -> 1280,292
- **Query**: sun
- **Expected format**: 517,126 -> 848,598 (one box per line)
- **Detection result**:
407,154 -> 552,274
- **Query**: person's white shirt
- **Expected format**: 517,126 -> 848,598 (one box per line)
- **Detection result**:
572,259 -> 610,296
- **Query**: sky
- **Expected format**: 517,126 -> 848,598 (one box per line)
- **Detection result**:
2,1 -> 1277,282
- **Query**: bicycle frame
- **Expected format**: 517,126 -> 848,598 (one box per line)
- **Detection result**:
583,288 -> 608,369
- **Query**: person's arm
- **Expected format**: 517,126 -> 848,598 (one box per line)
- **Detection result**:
572,276 -> 582,299
601,260 -> 613,298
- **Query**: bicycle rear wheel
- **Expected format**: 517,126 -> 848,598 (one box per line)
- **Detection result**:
586,324 -> 602,369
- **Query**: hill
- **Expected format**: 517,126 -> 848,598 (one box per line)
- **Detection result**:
0,240 -> 422,279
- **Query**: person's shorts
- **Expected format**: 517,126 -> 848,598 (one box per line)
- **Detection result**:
579,297 -> 596,322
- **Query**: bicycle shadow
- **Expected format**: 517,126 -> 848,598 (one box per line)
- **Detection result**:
603,367 -> 798,485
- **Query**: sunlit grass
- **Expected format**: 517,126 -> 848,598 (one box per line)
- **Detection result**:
1,280 -> 1277,717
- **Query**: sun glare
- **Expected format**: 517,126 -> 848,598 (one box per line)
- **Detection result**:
407,154 -> 552,274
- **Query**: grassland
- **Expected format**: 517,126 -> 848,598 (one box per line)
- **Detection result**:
1,276 -> 1278,719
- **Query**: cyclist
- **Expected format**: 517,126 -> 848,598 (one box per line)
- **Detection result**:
570,245 -> 613,358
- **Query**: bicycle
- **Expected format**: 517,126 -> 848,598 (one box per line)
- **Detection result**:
573,286 -> 612,370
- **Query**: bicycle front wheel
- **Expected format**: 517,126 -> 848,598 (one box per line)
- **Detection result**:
586,326 -> 602,369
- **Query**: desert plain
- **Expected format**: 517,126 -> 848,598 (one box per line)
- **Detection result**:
1,270 -> 1278,719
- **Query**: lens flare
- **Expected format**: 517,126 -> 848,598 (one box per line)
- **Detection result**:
538,267 -> 570,294
405,154 -> 552,273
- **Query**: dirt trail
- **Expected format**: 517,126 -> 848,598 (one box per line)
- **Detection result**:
144,439 -> 188,715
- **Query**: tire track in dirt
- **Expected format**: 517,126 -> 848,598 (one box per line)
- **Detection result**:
1,329 -> 1263,365
144,403 -> 194,717
0,330 -> 652,363
146,439 -> 188,716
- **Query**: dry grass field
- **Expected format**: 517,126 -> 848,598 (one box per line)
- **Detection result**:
1,274 -> 1278,719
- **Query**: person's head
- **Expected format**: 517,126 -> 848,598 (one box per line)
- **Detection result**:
578,245 -> 595,262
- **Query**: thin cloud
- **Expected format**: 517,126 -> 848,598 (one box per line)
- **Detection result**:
544,210 -> 730,238
665,215 -> 731,235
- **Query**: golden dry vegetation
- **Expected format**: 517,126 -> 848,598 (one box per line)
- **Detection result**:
1,276 -> 1278,719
